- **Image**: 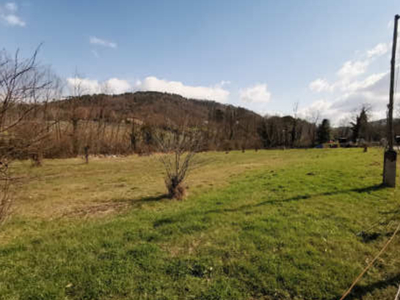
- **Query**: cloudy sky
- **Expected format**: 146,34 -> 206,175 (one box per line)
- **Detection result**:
1,0 -> 399,124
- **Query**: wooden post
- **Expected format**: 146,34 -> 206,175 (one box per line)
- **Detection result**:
84,145 -> 89,164
383,14 -> 399,187
388,15 -> 399,150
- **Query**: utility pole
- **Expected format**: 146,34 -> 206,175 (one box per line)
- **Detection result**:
383,14 -> 399,187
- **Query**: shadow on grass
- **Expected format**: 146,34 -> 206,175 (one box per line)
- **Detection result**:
61,194 -> 169,218
114,193 -> 169,207
205,184 -> 386,215
328,184 -> 385,195
135,194 -> 169,203
330,273 -> 400,300
65,183 -> 386,218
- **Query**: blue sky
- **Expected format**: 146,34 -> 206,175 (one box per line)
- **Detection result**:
1,0 -> 399,124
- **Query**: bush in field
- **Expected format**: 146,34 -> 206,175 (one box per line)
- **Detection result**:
155,127 -> 203,200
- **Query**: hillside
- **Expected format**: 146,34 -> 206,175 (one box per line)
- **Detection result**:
55,91 -> 264,127
36,91 -> 268,156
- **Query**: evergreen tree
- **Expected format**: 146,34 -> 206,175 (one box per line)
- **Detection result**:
351,107 -> 369,142
317,119 -> 331,144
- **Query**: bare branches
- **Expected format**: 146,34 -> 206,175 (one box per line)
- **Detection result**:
154,124 -> 204,200
0,46 -> 57,223
0,46 -> 51,132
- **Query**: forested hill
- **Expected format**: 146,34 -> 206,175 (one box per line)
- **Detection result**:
42,91 -> 270,156
55,91 -> 264,127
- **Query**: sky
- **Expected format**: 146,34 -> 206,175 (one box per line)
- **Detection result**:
1,0 -> 399,125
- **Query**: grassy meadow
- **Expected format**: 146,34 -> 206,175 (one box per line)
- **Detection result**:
1,148 -> 400,299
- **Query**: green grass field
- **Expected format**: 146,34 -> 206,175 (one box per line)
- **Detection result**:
1,148 -> 400,299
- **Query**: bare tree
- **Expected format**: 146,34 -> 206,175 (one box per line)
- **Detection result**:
337,116 -> 351,138
291,101 -> 301,148
307,110 -> 320,147
155,126 -> 203,200
67,71 -> 91,157
0,47 -> 54,223
30,67 -> 62,166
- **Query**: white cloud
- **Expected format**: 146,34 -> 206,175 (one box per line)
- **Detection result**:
0,2 -> 25,27
239,83 -> 271,103
309,78 -> 332,92
5,2 -> 17,12
337,60 -> 369,79
67,77 -> 132,95
2,14 -> 24,26
104,78 -> 131,94
259,110 -> 285,117
343,72 -> 386,93
136,76 -> 230,103
367,43 -> 389,58
89,36 -> 117,49
302,70 -> 397,126
66,76 -> 229,102
218,80 -> 231,87
309,42 -> 391,94
305,36 -> 399,125
298,99 -> 335,120
67,77 -> 101,95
